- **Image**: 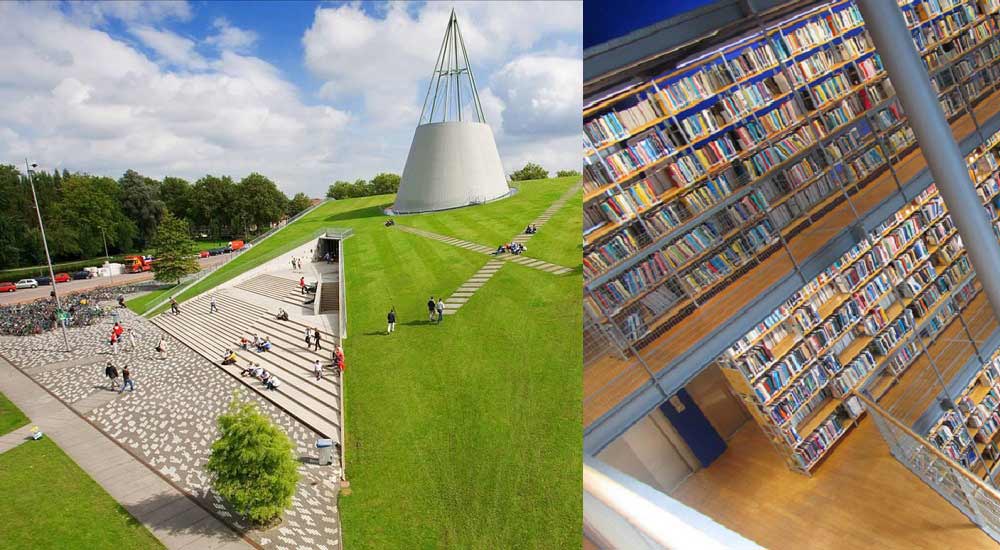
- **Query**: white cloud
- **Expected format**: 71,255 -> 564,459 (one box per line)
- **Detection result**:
206,18 -> 258,52
302,0 -> 582,174
0,0 -> 581,198
0,2 -> 349,196
130,25 -> 208,69
68,0 -> 193,25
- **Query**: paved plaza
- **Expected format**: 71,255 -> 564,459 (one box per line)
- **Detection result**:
0,302 -> 341,550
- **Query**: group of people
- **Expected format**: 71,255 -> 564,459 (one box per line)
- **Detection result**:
290,257 -> 305,271
426,297 -> 445,323
236,334 -> 272,353
107,322 -> 136,355
525,224 -> 539,234
304,327 -> 323,351
103,360 -> 134,393
495,242 -> 527,255
239,362 -> 281,390
384,219 -> 395,227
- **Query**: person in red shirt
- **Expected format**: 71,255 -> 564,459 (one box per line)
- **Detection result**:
113,322 -> 124,338
334,345 -> 345,373
300,276 -> 306,295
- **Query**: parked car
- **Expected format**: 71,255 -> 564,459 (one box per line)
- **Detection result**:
71,270 -> 92,280
54,272 -> 71,283
35,276 -> 51,286
0,282 -> 15,293
199,251 -> 209,258
14,279 -> 38,289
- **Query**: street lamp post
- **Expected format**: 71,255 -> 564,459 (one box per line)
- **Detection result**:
100,226 -> 114,286
25,160 -> 71,352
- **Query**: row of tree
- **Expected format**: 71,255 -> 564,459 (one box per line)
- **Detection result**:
0,165 -> 311,270
509,163 -> 580,182
323,163 -> 580,200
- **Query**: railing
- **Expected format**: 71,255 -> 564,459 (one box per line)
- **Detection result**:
858,392 -> 1000,543
142,199 -> 330,317
584,456 -> 761,549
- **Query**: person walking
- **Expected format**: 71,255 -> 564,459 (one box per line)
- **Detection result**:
300,276 -> 306,295
111,307 -> 120,325
105,360 -> 119,390
313,328 -> 322,352
387,307 -> 396,334
210,296 -> 218,314
427,297 -> 436,322
334,345 -> 345,375
127,328 -> 137,352
119,366 -> 134,393
436,298 -> 445,323
304,327 -> 312,349
109,331 -> 119,355
169,297 -> 180,316
156,337 -> 167,360
313,359 -> 323,380
291,257 -> 297,271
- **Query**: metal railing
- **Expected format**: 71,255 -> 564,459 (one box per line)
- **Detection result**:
859,392 -> 1000,542
142,199 -> 330,317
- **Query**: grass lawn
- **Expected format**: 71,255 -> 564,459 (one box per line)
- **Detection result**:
520,185 -> 582,268
0,392 -> 29,436
0,437 -> 162,549
126,285 -> 178,315
394,176 -> 580,249
146,177 -> 581,547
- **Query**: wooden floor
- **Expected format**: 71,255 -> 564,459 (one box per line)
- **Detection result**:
585,88 -> 1000,428
672,419 -> 998,550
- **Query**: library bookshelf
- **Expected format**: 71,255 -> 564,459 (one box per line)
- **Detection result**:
925,351 -> 1000,481
583,0 -> 1000,430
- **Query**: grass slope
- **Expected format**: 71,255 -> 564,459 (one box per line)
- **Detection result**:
126,285 -> 177,315
146,177 -> 581,547
0,437 -> 162,549
520,185 -> 582,268
0,392 -> 29,436
394,176 -> 579,251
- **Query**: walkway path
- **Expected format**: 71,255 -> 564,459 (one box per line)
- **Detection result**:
0,355 -> 252,549
425,183 -> 580,315
0,424 -> 35,454
393,224 -> 574,275
0,304 -> 342,550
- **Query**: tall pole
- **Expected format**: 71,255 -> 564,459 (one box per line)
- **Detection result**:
26,160 -> 71,352
855,0 -> 1000,320
100,226 -> 114,286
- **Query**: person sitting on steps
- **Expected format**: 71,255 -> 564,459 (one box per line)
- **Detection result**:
221,349 -> 238,365
265,376 -> 281,391
276,308 -> 289,321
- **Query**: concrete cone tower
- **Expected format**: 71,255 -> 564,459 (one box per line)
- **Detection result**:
391,9 -> 512,214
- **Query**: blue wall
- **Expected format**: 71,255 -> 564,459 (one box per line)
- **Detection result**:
584,0 -> 716,49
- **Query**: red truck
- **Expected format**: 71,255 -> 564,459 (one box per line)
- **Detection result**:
124,255 -> 153,273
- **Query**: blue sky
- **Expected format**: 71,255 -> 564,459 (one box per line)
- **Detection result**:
1,1 -> 582,196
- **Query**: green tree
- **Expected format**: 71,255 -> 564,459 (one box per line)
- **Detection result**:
119,169 -> 166,247
191,175 -> 238,239
327,180 -> 355,200
206,395 -> 300,525
150,211 -> 199,283
286,192 -> 313,217
510,162 -> 548,181
369,173 -> 401,195
235,173 -> 288,238
556,169 -> 581,177
50,174 -> 136,260
161,176 -> 193,223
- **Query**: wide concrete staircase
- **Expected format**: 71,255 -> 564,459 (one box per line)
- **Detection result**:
236,273 -> 312,307
151,291 -> 342,445
318,281 -> 339,314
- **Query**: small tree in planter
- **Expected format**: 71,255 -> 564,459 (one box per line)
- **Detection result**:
206,395 -> 300,526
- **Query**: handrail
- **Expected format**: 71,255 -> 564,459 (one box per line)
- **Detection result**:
854,391 -> 1000,501
340,368 -> 346,481
142,199 -> 330,317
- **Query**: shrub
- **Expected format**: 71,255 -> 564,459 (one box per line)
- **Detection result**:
206,395 -> 300,525
509,162 -> 549,181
